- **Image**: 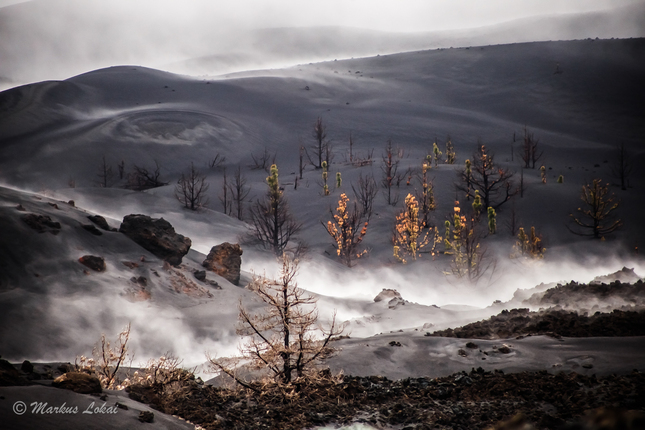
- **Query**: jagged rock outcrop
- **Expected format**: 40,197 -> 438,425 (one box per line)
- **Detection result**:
591,267 -> 641,284
52,372 -> 102,394
202,242 -> 242,285
119,215 -> 191,266
374,289 -> 401,302
374,289 -> 407,309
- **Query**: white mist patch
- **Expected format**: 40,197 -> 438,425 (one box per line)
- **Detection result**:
292,252 -> 645,310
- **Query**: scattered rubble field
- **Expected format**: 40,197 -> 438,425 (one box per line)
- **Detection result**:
427,308 -> 645,339
127,368 -> 645,429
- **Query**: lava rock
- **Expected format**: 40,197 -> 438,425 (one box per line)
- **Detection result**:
21,213 -> 61,234
87,215 -> 112,231
119,214 -> 191,266
194,270 -> 206,282
52,372 -> 102,394
82,224 -> 103,236
202,242 -> 242,285
79,255 -> 106,272
138,410 -> 154,423
21,360 -> 34,373
0,359 -> 25,386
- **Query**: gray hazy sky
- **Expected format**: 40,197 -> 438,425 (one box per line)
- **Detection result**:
1,0 -> 642,32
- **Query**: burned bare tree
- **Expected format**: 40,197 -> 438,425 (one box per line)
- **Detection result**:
230,165 -> 251,220
250,164 -> 302,256
208,255 -> 344,385
457,144 -> 517,211
521,127 -> 543,169
219,168 -> 231,215
117,160 -> 125,180
505,201 -> 519,236
175,162 -> 210,210
95,155 -> 114,188
249,147 -> 275,171
128,160 -> 167,190
352,172 -> 378,220
312,117 -> 327,169
611,142 -> 633,191
381,140 -> 401,206
568,179 -> 622,239
208,153 -> 226,169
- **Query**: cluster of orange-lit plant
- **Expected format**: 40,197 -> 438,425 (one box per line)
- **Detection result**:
325,193 -> 369,267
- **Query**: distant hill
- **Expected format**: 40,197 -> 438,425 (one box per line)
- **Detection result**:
0,0 -> 644,89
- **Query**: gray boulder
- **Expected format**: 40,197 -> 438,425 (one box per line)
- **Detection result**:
119,215 -> 191,266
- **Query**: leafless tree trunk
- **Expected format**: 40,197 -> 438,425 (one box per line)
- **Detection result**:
175,162 -> 210,210
381,140 -> 401,206
219,168 -> 231,215
505,201 -> 519,236
352,173 -> 377,220
312,117 -> 327,169
250,165 -> 302,256
611,142 -> 633,191
456,144 -> 517,210
230,165 -> 250,220
208,153 -> 226,169
128,160 -> 167,190
96,155 -> 113,188
118,160 -> 125,180
249,147 -> 275,171
208,255 -> 344,385
521,126 -> 543,169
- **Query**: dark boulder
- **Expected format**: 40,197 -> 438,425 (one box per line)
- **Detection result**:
79,255 -> 106,272
87,215 -> 112,231
82,224 -> 103,236
21,360 -> 34,373
0,359 -> 26,386
202,242 -> 242,285
52,372 -> 102,394
21,213 -> 61,234
119,215 -> 191,266
194,270 -> 206,282
139,410 -> 155,423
